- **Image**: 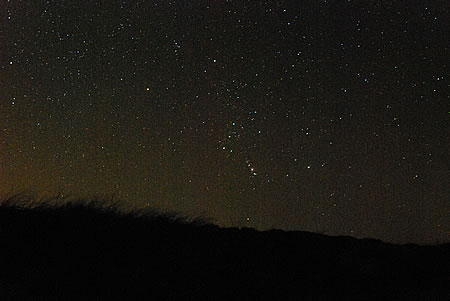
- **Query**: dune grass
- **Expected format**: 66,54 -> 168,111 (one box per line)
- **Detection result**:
0,194 -> 448,300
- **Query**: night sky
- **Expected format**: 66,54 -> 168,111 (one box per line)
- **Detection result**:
1,0 -> 449,244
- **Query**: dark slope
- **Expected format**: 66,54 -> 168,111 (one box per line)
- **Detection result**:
0,201 -> 448,300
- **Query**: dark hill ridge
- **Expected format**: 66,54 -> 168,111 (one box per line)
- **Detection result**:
0,199 -> 448,300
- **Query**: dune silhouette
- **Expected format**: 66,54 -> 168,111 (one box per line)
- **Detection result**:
0,195 -> 448,300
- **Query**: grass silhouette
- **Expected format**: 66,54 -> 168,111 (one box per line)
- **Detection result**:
0,194 -> 448,300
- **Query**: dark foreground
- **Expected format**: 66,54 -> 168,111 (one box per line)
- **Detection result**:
0,200 -> 448,300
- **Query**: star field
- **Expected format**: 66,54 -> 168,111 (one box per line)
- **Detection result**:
1,0 -> 449,244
